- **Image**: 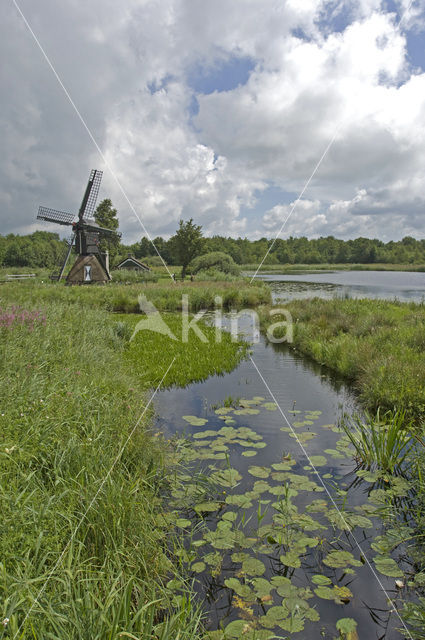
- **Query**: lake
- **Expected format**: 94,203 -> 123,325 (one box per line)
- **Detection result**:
254,269 -> 425,303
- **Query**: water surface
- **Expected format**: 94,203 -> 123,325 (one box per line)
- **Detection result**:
254,270 -> 425,303
155,321 -> 408,639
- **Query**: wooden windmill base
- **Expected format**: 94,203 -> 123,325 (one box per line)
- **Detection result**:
66,254 -> 111,285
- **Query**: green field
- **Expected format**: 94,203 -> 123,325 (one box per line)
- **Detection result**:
0,281 -> 250,638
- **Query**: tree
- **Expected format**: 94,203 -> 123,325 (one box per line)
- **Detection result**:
191,251 -> 240,275
170,219 -> 204,279
94,199 -> 120,258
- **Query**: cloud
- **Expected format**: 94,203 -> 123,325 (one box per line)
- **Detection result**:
1,0 -> 425,243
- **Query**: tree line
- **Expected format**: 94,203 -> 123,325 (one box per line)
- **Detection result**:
128,233 -> 425,266
1,229 -> 425,269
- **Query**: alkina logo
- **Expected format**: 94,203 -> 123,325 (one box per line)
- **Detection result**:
130,294 -> 293,344
130,295 -> 177,341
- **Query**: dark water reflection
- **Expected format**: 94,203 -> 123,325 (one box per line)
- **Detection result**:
155,319 -> 407,639
254,269 -> 425,303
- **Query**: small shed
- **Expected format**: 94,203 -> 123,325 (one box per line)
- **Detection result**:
66,254 -> 110,285
116,255 -> 150,271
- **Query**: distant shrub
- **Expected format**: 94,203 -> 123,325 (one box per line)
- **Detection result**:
190,252 -> 240,276
195,269 -> 240,282
111,269 -> 158,283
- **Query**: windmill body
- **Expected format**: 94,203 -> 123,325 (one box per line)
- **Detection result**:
36,170 -> 121,283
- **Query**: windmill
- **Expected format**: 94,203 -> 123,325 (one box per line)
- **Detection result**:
37,170 -> 121,283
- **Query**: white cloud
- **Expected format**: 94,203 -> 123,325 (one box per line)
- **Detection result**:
1,0 -> 425,243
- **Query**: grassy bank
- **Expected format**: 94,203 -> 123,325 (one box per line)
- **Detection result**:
243,262 -> 425,273
0,287 -> 248,637
0,278 -> 271,312
260,297 -> 425,420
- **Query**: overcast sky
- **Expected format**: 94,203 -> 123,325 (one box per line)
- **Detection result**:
1,0 -> 425,243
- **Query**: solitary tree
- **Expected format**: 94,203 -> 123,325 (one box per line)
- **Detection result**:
94,199 -> 120,258
170,218 -> 204,279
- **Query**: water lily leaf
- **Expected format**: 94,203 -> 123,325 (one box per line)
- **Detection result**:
194,501 -> 221,513
348,514 -> 373,529
336,618 -> 358,639
314,586 -> 336,600
251,441 -> 267,449
183,415 -> 208,426
278,618 -> 304,632
305,607 -> 320,622
309,455 -> 327,466
222,511 -> 238,522
226,494 -> 253,508
333,585 -> 353,602
262,402 -> 277,410
193,430 -> 217,438
323,550 -> 362,569
191,561 -> 206,573
311,574 -> 332,586
234,408 -> 260,415
175,518 -> 192,528
242,557 -> 266,576
248,466 -> 270,478
373,556 -> 403,578
213,468 -> 242,487
242,450 -> 257,457
250,577 -> 273,598
231,551 -> 251,563
280,551 -> 301,568
224,620 -> 251,638
224,578 -> 254,599
272,461 -> 296,471
324,448 -> 345,459
252,480 -> 271,494
306,500 -> 328,513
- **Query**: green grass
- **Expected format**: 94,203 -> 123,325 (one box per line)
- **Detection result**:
117,313 -> 248,387
260,297 -> 425,420
0,284 -> 249,637
0,278 -> 271,313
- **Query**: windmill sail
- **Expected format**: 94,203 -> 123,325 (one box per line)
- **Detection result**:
37,206 -> 74,226
79,169 -> 103,220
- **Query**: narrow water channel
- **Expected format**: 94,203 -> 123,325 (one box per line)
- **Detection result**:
154,317 -> 409,639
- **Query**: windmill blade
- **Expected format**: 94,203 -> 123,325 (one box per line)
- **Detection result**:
37,206 -> 74,226
82,221 -> 121,237
79,169 -> 103,220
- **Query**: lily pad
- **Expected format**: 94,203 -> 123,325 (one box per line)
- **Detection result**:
194,501 -> 221,513
242,557 -> 266,576
309,455 -> 327,466
248,466 -> 270,478
336,618 -> 358,637
311,574 -> 332,586
183,415 -> 208,426
241,450 -> 257,457
323,550 -> 362,569
373,556 -> 403,578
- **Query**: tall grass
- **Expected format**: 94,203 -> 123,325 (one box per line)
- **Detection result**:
260,298 -> 425,420
0,296 -> 211,638
341,409 -> 415,474
0,279 -> 271,314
